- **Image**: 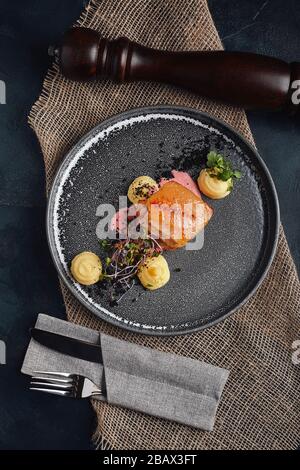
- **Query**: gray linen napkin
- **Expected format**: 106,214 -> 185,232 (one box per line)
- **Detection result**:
22,314 -> 229,431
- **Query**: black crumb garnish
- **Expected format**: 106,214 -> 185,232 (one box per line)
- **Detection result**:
134,182 -> 156,199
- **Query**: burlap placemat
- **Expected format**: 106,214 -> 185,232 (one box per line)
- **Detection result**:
29,0 -> 300,450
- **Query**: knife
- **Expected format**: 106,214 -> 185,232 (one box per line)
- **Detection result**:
31,328 -> 103,364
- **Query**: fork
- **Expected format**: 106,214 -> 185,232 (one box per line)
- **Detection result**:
30,371 -> 103,398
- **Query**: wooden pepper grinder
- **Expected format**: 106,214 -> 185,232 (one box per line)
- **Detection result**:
50,27 -> 300,114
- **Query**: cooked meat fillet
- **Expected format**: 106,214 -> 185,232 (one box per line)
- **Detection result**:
145,181 -> 213,249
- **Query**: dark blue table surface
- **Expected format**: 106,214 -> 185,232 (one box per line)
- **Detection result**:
0,0 -> 299,450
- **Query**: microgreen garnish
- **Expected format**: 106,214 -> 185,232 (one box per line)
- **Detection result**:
206,151 -> 241,185
99,239 -> 111,250
99,237 -> 162,304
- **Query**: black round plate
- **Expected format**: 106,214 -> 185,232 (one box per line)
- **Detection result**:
47,106 -> 279,336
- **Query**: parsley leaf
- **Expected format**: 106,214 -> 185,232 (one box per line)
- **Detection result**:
206,151 -> 242,183
233,170 -> 241,179
207,151 -> 223,169
99,239 -> 110,249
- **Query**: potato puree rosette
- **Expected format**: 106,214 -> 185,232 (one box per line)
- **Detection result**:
127,176 -> 158,204
138,255 -> 170,290
198,151 -> 241,199
71,251 -> 102,286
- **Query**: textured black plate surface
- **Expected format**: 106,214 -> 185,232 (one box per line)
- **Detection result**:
47,106 -> 279,335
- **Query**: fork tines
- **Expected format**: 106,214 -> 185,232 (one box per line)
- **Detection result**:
30,371 -> 74,397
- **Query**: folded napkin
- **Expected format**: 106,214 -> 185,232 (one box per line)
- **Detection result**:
22,314 -> 229,431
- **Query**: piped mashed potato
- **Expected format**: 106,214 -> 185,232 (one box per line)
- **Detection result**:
138,255 -> 170,290
127,176 -> 158,204
197,169 -> 231,200
71,251 -> 102,286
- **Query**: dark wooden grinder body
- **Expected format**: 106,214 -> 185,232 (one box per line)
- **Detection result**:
57,27 -> 300,113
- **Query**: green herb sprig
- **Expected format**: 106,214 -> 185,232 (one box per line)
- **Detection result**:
206,151 -> 241,184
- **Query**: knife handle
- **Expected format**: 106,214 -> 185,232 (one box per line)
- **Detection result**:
53,27 -> 300,114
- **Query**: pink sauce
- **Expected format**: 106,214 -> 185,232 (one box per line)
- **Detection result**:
109,205 -> 146,236
109,207 -> 129,235
160,170 -> 201,199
